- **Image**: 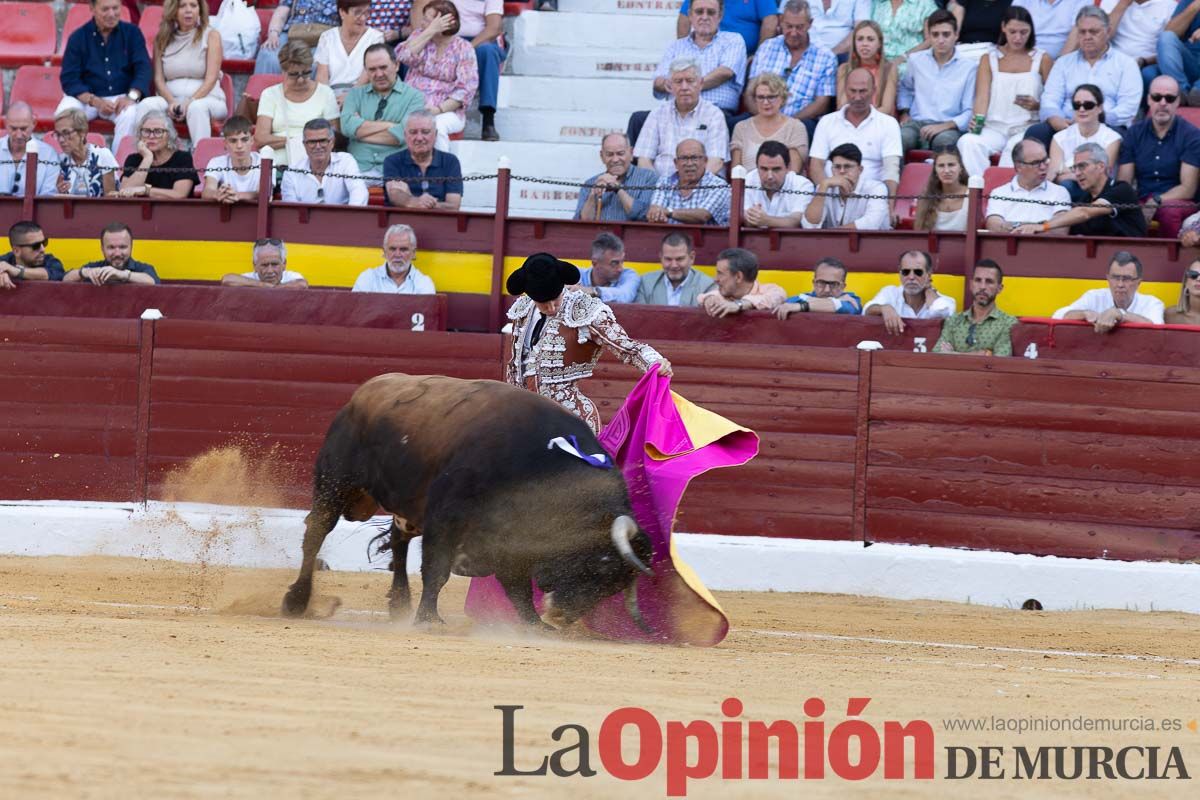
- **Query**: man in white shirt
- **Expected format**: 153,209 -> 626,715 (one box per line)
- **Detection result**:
280,118 -> 369,206
351,224 -> 436,294
743,140 -> 813,227
0,103 -> 57,197
802,143 -> 891,230
809,68 -> 901,210
864,250 -> 957,334
804,0 -> 871,56
1052,250 -> 1166,330
984,140 -> 1073,231
221,238 -> 308,289
1101,0 -> 1175,87
201,115 -> 262,204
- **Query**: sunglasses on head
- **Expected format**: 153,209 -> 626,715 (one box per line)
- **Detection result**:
900,268 -> 925,277
1150,93 -> 1179,104
1071,100 -> 1099,111
1187,270 -> 1200,280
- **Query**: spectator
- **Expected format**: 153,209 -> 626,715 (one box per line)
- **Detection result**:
257,0 -> 340,75
897,9 -> 976,153
53,108 -> 119,198
1117,76 -> 1200,238
731,74 -> 809,172
1179,206 -> 1200,245
575,133 -> 657,222
147,0 -> 227,145
864,249 -> 956,334
341,44 -> 425,177
398,1 -> 479,150
803,142 -> 891,229
749,1 -> 837,141
64,222 -> 161,285
221,238 -> 309,288
836,20 -> 898,116
636,59 -> 729,178
1012,0 -> 1088,58
1159,0 -> 1200,104
1102,0 -> 1174,89
57,0 -> 157,146
383,110 -> 464,209
1052,250 -> 1165,327
351,223 -> 435,293
574,232 -> 640,304
1047,84 -> 1121,201
1020,143 -> 1147,236
0,221 -> 65,289
677,0 -> 779,53
914,146 -> 970,231
116,111 -> 200,199
698,247 -> 787,317
1026,7 -> 1141,148
634,232 -> 717,306
0,103 -> 57,197
281,118 -> 369,205
933,259 -> 1016,355
873,0 -> 939,63
809,69 -> 902,207
956,6 -> 1051,177
647,139 -> 732,225
810,0 -> 873,57
775,256 -> 864,317
315,0 -> 385,106
744,140 -> 815,227
947,0 -> 1015,50
654,0 -> 748,121
1164,258 -> 1200,323
254,41 -> 341,169
202,116 -> 263,203
985,139 -> 1072,231
450,0 -> 505,141
367,0 -> 413,44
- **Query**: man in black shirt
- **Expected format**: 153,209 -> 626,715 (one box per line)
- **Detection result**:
64,222 -> 160,285
0,220 -> 65,290
1015,142 -> 1147,238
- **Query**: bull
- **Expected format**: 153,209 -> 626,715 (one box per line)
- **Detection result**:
281,373 -> 654,630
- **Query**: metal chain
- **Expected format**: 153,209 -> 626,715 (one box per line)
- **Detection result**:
0,159 -> 491,185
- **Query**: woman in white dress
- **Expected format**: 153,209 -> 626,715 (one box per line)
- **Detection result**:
955,6 -> 1051,177
914,146 -> 970,231
150,0 -> 227,144
315,0 -> 384,106
1047,83 -> 1121,202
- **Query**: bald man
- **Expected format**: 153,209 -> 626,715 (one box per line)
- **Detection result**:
0,102 -> 58,197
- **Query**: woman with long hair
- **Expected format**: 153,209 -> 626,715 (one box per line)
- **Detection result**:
956,5 -> 1050,177
1165,259 -> 1200,324
914,146 -> 970,231
151,0 -> 226,144
1047,84 -> 1120,201
730,74 -> 807,172
836,20 -> 897,115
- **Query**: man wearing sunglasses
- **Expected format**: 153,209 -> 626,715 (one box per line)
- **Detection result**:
1053,250 -> 1165,329
1116,75 -> 1200,238
1,221 -> 65,290
341,44 -> 425,178
863,250 -> 956,335
933,260 -> 1015,355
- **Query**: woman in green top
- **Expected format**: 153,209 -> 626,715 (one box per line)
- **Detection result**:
872,0 -> 938,64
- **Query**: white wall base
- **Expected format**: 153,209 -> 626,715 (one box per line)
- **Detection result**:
3,501 -> 1198,615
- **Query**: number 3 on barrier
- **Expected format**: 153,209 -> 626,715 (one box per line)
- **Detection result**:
411,312 -> 425,331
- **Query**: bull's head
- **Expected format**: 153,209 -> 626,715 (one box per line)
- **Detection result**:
538,515 -> 655,632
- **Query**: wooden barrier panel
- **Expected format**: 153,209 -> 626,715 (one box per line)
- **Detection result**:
0,316 -> 142,502
1013,318 -> 1200,368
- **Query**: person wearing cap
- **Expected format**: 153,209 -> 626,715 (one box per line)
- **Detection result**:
505,253 -> 673,434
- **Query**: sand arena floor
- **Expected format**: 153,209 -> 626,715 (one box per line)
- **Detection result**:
0,554 -> 1198,799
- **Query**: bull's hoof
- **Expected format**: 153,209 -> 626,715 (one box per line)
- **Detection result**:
387,598 -> 412,620
413,611 -> 446,628
281,585 -> 311,618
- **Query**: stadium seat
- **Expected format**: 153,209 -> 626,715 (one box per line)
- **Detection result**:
140,6 -> 163,55
56,4 -> 133,64
503,1 -> 536,13
114,135 -> 137,166
10,66 -> 65,131
0,3 -> 57,68
1178,107 -> 1200,128
191,136 -> 226,195
905,148 -> 934,164
43,130 -> 108,153
894,162 -> 931,230
222,8 -> 274,74
243,73 -> 283,101
981,166 -> 1017,221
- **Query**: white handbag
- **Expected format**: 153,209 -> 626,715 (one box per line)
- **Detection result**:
212,0 -> 262,60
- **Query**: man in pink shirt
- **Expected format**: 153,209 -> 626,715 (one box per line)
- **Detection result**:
698,247 -> 787,317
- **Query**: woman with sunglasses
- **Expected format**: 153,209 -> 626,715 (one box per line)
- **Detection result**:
1047,84 -> 1119,202
836,20 -> 897,116
115,111 -> 200,199
1165,261 -> 1200,324
255,41 -> 340,168
315,0 -> 385,107
730,74 -> 807,172
914,146 -> 969,230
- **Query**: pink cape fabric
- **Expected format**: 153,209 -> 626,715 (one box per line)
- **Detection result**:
464,369 -> 759,646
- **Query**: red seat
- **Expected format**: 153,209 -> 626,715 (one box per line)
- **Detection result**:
0,3 -> 57,67
222,9 -> 274,74
894,162 -> 932,230
43,130 -> 108,153
1178,107 -> 1200,128
192,136 -> 226,172
114,135 -> 137,166
905,148 -> 934,164
503,1 -> 536,13
981,166 -> 1017,220
56,4 -> 133,64
243,73 -> 283,101
140,6 -> 163,56
10,66 -> 64,131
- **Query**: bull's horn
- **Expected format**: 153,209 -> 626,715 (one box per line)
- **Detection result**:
611,515 -> 653,576
625,582 -> 652,635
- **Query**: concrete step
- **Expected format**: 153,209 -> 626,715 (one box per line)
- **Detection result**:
498,75 -> 654,113
557,0 -> 682,15
494,108 -> 630,144
509,44 -> 662,78
513,9 -> 676,51
450,140 -> 598,219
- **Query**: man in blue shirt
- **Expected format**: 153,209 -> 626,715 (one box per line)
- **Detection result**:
896,9 -> 976,153
574,133 -> 657,222
574,232 -> 641,304
56,0 -> 155,147
678,0 -> 780,54
749,1 -> 838,141
1158,0 -> 1200,103
775,257 -> 863,317
382,111 -> 464,210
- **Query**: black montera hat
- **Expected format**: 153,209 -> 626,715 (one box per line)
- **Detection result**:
506,252 -> 581,302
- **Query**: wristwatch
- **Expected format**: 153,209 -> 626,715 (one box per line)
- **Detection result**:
665,207 -> 674,220
797,298 -> 810,312
127,89 -> 142,101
